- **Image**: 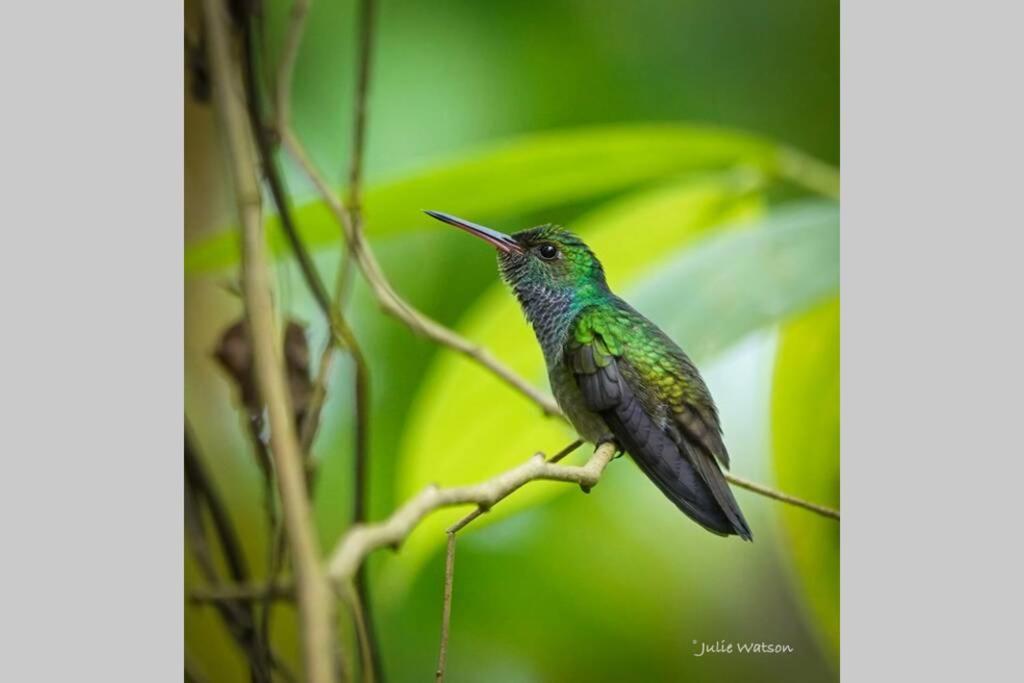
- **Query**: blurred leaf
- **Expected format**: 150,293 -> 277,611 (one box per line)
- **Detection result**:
630,200 -> 839,360
185,124 -> 836,273
383,178 -> 838,595
771,298 -> 840,660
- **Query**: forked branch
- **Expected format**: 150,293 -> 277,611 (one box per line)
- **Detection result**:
327,443 -> 618,583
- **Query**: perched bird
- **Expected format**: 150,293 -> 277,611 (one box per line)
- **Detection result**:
426,210 -> 751,540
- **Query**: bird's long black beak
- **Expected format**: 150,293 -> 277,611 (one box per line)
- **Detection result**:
424,210 -> 523,254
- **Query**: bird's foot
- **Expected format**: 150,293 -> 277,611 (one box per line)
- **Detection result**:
596,436 -> 623,459
579,437 -> 619,494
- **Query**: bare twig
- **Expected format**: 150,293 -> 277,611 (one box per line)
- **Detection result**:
434,532 -> 457,683
328,442 -> 617,583
185,428 -> 273,683
185,429 -> 252,583
547,438 -> 585,464
328,441 -> 614,680
275,0 -> 310,132
299,343 -> 337,453
341,3 -> 385,679
724,472 -> 839,520
201,1 -> 338,681
345,0 -> 375,219
434,438 -> 584,682
340,582 -> 376,683
190,581 -> 297,604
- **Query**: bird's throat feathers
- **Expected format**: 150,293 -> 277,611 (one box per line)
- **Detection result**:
496,225 -> 611,362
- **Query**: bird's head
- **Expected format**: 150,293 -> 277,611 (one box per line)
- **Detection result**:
425,211 -> 608,302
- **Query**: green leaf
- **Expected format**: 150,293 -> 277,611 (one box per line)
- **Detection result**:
185,124 -> 836,273
629,200 -> 839,359
380,181 -> 838,596
771,298 -> 840,660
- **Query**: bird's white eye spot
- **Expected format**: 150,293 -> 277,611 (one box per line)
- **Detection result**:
538,243 -> 559,260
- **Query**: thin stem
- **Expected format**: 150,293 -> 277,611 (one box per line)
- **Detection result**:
345,0 -> 375,217
276,0 -> 310,131
185,428 -> 273,683
548,439 -> 585,464
190,581 -> 296,604
435,533 -> 456,683
201,2 -> 338,681
725,472 -> 839,520
341,582 -> 376,683
433,438 -> 584,681
185,428 -> 252,583
342,2 -> 384,678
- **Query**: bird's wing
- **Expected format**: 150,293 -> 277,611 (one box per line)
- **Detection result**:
567,305 -> 751,539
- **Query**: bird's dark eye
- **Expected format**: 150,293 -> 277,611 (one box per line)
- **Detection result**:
538,243 -> 559,260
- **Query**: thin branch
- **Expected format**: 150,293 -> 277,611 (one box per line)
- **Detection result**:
547,438 -> 585,464
724,472 -> 839,520
190,581 -> 296,604
434,438 -> 583,682
185,429 -> 273,683
341,2 -> 385,679
345,0 -> 375,219
298,257 -> 358,456
187,441 -> 592,612
328,442 -> 618,583
330,442 -> 616,682
275,0 -> 310,131
340,582 -> 376,683
300,341 -> 337,453
201,2 -> 338,682
434,532 -> 456,683
185,428 -> 252,583
280,129 -> 562,417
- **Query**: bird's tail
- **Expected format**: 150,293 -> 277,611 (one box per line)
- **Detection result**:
625,434 -> 752,540
603,392 -> 752,540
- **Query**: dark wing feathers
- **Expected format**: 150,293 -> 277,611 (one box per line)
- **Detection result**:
567,327 -> 751,540
576,360 -> 621,411
676,403 -> 730,468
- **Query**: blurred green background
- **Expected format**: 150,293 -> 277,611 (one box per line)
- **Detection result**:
185,0 -> 839,681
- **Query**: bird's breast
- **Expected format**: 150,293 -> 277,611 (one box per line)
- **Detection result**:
548,360 -> 611,444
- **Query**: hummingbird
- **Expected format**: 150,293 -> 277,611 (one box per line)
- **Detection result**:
426,210 -> 752,540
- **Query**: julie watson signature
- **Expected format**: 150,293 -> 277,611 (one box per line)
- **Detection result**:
692,639 -> 794,656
